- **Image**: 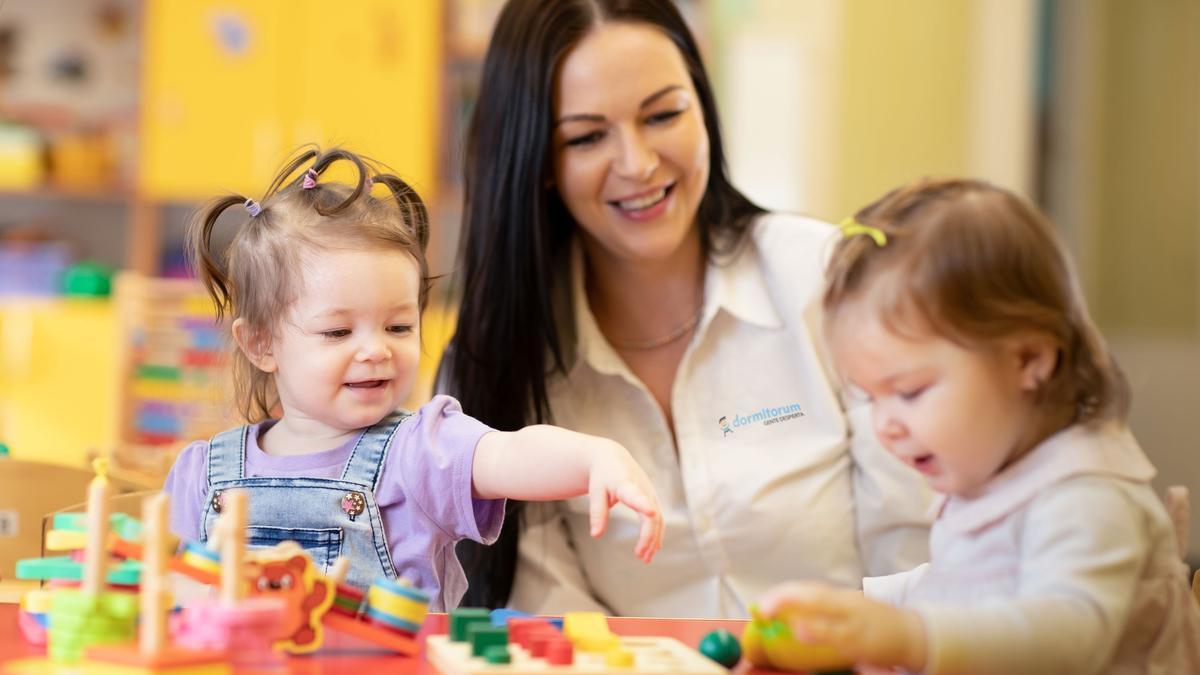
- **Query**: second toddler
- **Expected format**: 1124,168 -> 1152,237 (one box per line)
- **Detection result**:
762,178 -> 1200,673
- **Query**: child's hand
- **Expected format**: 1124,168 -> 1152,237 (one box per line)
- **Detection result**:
587,441 -> 664,563
759,582 -> 927,672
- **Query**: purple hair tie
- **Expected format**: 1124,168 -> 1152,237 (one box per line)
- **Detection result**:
244,198 -> 262,217
302,168 -> 318,190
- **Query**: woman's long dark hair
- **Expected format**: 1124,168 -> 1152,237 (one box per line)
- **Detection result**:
444,0 -> 764,608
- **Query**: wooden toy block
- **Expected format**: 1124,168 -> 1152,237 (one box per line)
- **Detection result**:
86,493 -> 231,673
167,492 -> 286,667
426,633 -> 728,675
16,556 -> 142,585
245,550 -> 334,652
449,608 -> 492,641
48,589 -> 138,663
53,511 -> 144,541
563,611 -> 618,652
108,536 -> 218,586
17,607 -> 48,646
321,611 -> 420,655
171,597 -> 285,668
466,624 -> 508,657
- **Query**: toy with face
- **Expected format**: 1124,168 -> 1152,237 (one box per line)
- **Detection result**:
248,552 -> 334,652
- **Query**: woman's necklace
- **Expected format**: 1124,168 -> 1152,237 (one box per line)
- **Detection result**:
608,301 -> 704,351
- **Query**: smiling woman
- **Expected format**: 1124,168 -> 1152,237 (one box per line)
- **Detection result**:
440,0 -> 935,618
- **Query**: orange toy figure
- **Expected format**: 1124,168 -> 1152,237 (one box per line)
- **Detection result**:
246,546 -> 335,653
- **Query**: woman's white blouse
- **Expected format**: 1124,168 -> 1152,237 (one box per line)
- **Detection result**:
508,212 -> 934,619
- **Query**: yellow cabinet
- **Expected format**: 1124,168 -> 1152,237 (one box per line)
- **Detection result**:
139,0 -> 441,201
0,300 -> 120,468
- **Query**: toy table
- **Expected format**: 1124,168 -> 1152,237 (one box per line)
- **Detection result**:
0,604 -> 774,674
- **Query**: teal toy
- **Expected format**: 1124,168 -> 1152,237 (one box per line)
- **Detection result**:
698,629 -> 741,668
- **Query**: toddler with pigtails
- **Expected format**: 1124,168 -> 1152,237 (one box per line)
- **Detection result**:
761,179 -> 1200,673
163,147 -> 664,609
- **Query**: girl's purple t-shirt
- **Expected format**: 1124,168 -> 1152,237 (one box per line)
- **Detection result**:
161,395 -> 504,610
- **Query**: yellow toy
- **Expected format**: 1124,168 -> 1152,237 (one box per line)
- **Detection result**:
741,604 -> 853,672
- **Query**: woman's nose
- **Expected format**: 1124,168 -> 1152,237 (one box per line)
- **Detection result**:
613,128 -> 659,181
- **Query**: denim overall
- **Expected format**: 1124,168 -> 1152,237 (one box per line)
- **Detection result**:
199,411 -> 411,590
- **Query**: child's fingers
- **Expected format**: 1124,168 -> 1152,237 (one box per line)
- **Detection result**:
789,614 -> 836,644
759,582 -> 844,618
634,511 -> 664,563
589,488 -> 610,538
614,481 -> 658,517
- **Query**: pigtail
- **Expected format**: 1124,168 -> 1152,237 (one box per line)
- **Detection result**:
186,195 -> 251,321
373,174 -> 431,253
265,146 -> 320,198
308,149 -> 369,216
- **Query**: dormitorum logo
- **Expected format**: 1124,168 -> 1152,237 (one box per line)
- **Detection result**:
719,402 -> 805,437
718,416 -> 733,437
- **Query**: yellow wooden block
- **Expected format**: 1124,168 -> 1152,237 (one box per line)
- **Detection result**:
20,588 -> 55,614
46,529 -> 88,551
563,611 -> 618,652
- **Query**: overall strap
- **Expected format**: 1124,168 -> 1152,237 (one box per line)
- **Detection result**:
340,411 -> 411,489
207,425 -> 250,484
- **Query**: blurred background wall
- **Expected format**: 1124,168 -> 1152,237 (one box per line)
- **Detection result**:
0,0 -> 1196,557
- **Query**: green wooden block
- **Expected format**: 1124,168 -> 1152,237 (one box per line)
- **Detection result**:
449,608 -> 492,642
51,512 -> 143,540
468,624 -> 509,657
48,590 -> 137,664
483,644 -> 512,664
16,555 -> 142,584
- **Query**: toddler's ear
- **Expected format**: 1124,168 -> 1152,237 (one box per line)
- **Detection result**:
1012,332 -> 1058,392
232,318 -> 277,373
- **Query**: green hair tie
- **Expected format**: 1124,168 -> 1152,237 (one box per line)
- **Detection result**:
839,217 -> 887,247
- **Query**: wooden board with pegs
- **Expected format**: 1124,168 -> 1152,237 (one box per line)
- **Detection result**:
426,633 -> 727,675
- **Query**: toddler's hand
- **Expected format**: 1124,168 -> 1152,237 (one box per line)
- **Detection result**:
759,581 -> 927,672
587,442 -> 664,563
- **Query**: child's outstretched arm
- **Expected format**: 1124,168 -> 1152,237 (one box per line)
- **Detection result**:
472,426 -> 664,563
759,581 -> 927,672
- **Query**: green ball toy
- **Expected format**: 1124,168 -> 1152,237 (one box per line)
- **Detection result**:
698,629 -> 741,668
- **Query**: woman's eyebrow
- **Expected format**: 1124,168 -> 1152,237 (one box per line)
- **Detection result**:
555,85 -> 684,126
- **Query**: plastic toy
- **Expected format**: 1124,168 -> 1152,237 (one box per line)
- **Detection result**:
45,459 -> 138,663
85,492 -> 230,672
244,547 -> 334,652
171,490 -> 287,666
426,609 -> 728,674
741,604 -> 853,672
111,531 -> 425,656
698,629 -> 741,668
